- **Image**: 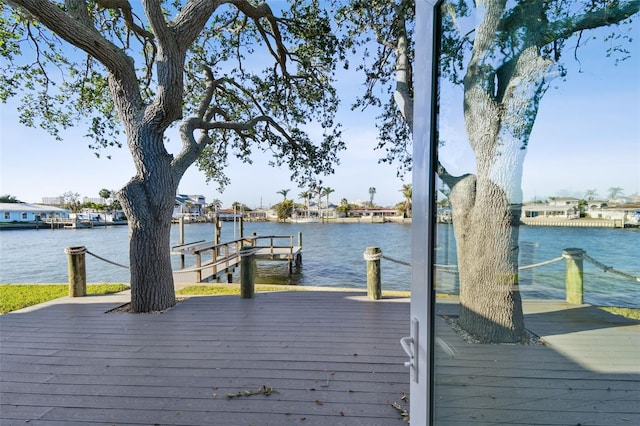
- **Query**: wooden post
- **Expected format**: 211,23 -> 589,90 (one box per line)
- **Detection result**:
240,246 -> 255,298
179,216 -> 185,269
214,214 -> 221,246
65,246 -> 87,297
563,248 -> 584,304
365,246 -> 382,300
195,252 -> 202,283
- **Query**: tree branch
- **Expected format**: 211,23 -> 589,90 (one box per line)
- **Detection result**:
225,0 -> 289,74
9,0 -> 143,119
544,0 -> 640,45
64,0 -> 92,27
97,0 -> 154,40
437,160 -> 468,189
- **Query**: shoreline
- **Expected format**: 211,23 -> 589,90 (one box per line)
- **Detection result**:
0,221 -> 129,231
2,217 -> 637,230
520,218 -> 638,228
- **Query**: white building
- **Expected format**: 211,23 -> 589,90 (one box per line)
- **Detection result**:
521,197 -> 581,219
0,203 -> 69,222
173,194 -> 206,219
587,202 -> 640,224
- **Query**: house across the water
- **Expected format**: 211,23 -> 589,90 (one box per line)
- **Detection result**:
0,202 -> 70,223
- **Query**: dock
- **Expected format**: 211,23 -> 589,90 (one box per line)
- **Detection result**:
1,292 -> 638,425
172,234 -> 302,283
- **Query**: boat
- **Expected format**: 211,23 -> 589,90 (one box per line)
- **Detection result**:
290,217 -> 319,223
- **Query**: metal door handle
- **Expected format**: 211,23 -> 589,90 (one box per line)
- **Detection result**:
400,317 -> 419,383
400,336 -> 415,367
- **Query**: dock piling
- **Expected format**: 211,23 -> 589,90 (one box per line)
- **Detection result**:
178,217 -> 185,269
65,246 -> 87,297
240,246 -> 255,298
563,248 -> 585,304
365,246 -> 382,300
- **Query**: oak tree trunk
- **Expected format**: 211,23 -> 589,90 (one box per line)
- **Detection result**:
118,129 -> 179,313
450,175 -> 525,343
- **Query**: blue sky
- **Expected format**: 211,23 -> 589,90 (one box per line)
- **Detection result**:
438,35 -> 640,202
1,10 -> 638,208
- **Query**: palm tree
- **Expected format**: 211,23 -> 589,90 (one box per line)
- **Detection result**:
607,187 -> 624,200
98,188 -> 111,201
277,189 -> 290,200
322,187 -> 335,218
584,189 -> 598,201
209,198 -> 222,213
368,187 -> 376,208
400,183 -> 412,218
299,191 -> 311,217
276,199 -> 294,221
309,182 -> 323,220
231,201 -> 245,216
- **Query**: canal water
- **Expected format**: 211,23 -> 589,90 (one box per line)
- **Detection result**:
0,222 -> 638,308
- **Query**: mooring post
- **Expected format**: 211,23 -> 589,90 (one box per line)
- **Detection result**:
240,246 -> 255,298
364,246 -> 382,300
563,248 -> 585,304
213,214 -> 222,258
296,232 -> 303,266
179,216 -> 185,269
65,246 -> 87,297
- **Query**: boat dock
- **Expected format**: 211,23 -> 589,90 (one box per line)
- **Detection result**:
172,234 -> 302,283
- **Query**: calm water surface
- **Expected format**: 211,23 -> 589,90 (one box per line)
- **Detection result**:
0,222 -> 637,307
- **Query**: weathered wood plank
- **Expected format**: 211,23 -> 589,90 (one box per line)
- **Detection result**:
1,292 -> 411,425
5,292 -> 637,425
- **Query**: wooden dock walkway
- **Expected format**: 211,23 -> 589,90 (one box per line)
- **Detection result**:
1,291 -> 638,425
172,234 -> 302,283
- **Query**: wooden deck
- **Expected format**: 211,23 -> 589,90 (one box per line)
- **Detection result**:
0,291 -> 410,425
1,291 -> 639,425
432,299 -> 640,425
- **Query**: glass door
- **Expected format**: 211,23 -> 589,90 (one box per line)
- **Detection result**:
412,1 -> 639,423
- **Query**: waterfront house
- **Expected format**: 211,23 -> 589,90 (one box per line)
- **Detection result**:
588,202 -> 640,225
245,209 -> 269,221
173,194 -> 206,220
521,198 -> 581,220
0,203 -> 69,223
347,207 -> 402,221
218,208 -> 244,221
308,200 -> 338,219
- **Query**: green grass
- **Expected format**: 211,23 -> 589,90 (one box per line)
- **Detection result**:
599,307 -> 640,321
176,285 -> 413,298
7,283 -> 636,322
176,284 -> 304,296
0,284 -> 130,314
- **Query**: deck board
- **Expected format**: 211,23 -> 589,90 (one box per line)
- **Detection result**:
1,291 -> 411,425
2,291 -> 639,425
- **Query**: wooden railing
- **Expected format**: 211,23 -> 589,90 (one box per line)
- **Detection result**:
172,233 -> 302,282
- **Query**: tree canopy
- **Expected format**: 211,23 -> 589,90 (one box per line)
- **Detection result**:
0,194 -> 22,203
1,0 -> 344,190
335,0 -> 639,179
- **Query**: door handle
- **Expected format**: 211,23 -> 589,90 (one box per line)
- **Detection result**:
400,316 -> 419,383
